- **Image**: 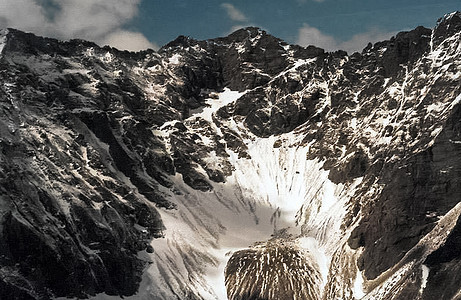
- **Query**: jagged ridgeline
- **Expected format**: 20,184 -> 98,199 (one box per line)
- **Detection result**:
0,11 -> 461,300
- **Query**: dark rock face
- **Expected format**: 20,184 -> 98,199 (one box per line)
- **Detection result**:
213,28 -> 291,91
433,12 -> 461,47
349,103 -> 461,279
371,26 -> 432,77
0,170 -> 160,299
423,214 -> 461,300
0,10 -> 461,300
0,29 -> 168,299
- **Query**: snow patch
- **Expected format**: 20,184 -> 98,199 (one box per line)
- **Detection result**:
419,264 -> 430,295
85,47 -> 95,57
168,53 -> 182,65
350,118 -> 357,129
131,119 -> 360,299
450,93 -> 461,109
269,58 -> 317,84
191,88 -> 244,124
0,29 -> 7,55
297,237 -> 329,290
353,270 -> 366,299
236,43 -> 246,54
102,52 -> 114,63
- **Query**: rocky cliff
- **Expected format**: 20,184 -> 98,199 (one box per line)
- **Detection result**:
0,12 -> 461,300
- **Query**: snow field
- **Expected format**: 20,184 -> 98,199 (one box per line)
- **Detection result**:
129,89 -> 363,299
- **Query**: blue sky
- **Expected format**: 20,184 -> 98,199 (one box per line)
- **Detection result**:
0,0 -> 460,53
130,0 -> 461,49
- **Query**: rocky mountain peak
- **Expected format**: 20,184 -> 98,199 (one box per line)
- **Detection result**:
363,25 -> 432,77
436,10 -> 461,31
1,11 -> 461,300
433,11 -> 461,46
218,26 -> 274,44
161,34 -> 200,51
1,28 -> 98,57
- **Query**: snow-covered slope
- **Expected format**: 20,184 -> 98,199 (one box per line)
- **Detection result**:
1,12 -> 461,300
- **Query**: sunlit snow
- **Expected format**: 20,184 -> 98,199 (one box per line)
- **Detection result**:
168,53 -> 182,65
419,265 -> 430,295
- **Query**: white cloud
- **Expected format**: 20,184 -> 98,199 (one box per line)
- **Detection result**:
0,0 -> 156,51
297,24 -> 338,51
297,23 -> 395,54
338,29 -> 397,54
0,0 -> 49,31
220,3 -> 257,36
221,3 -> 248,22
102,30 -> 158,51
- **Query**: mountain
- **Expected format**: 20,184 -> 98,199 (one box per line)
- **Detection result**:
0,11 -> 461,300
